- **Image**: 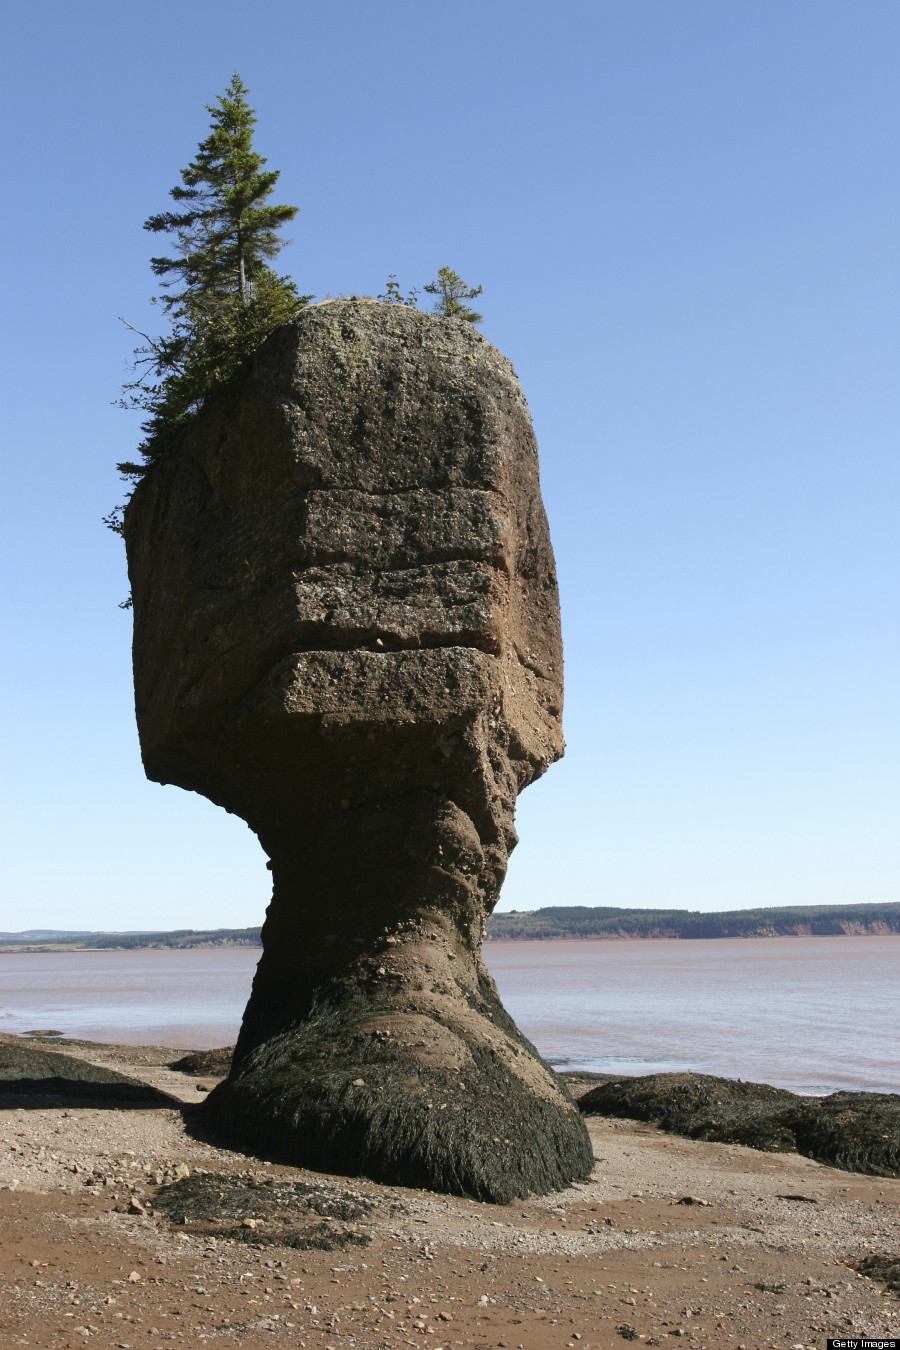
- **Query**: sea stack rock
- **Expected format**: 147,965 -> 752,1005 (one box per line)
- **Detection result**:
124,300 -> 592,1201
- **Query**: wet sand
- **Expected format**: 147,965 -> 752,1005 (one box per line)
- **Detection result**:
1,1036 -> 898,1348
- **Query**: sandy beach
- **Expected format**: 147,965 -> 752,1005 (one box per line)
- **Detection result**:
1,1035 -> 898,1350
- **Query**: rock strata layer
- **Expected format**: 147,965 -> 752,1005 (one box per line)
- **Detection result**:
124,300 -> 592,1201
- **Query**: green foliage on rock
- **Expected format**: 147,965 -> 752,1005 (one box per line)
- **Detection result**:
376,275 -> 420,307
118,73 -> 310,482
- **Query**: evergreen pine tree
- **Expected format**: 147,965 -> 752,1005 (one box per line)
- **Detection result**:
423,266 -> 483,323
118,74 -> 309,479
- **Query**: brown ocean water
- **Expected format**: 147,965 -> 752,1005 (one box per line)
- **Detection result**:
0,935 -> 897,1093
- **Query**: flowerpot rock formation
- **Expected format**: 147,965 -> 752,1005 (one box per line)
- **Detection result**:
124,300 -> 593,1201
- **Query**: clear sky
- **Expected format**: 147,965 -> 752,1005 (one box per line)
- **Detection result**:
1,1 -> 898,931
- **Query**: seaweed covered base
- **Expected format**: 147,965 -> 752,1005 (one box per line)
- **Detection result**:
199,925 -> 593,1203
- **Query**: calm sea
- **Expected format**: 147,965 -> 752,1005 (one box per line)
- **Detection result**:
1,935 -> 897,1094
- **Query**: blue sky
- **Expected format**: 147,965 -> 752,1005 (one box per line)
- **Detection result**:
1,1 -> 898,930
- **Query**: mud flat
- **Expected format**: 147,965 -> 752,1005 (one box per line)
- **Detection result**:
1,1034 -> 898,1349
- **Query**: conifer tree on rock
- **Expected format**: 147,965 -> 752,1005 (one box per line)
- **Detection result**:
424,266 -> 483,323
119,74 -> 309,477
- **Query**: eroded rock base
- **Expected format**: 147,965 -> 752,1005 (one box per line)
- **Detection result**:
200,940 -> 592,1203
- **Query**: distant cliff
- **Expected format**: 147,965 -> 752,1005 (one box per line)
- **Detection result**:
484,902 -> 900,941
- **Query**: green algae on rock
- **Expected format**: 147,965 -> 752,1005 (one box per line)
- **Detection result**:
123,301 -> 592,1201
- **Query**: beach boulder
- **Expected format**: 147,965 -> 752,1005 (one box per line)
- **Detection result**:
124,300 -> 592,1201
578,1072 -> 900,1177
0,1042 -> 176,1106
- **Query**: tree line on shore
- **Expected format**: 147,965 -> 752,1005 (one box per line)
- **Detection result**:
485,901 -> 900,941
2,902 -> 898,951
0,928 -> 263,952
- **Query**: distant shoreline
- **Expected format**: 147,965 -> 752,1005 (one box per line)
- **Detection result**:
485,927 -> 900,942
0,936 -> 262,954
487,901 -> 900,943
2,932 -> 896,953
1,901 -> 898,951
